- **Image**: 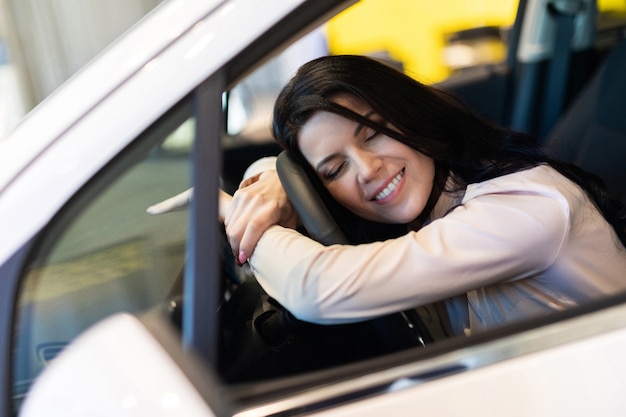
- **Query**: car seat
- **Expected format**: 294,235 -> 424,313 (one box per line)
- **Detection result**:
543,37 -> 626,200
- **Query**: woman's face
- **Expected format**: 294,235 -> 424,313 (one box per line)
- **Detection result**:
298,95 -> 435,224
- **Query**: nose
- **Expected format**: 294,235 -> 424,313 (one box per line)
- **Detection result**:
353,148 -> 383,184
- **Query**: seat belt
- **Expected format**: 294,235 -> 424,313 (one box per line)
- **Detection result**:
540,0 -> 584,139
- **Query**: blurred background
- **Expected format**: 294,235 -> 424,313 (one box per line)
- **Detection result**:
0,0 -> 164,131
0,0 -> 514,140
1,0 -> 624,140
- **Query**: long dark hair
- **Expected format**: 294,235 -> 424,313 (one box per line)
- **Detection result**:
273,55 -> 626,246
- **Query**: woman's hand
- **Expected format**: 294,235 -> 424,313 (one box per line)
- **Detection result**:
219,189 -> 232,222
224,169 -> 297,265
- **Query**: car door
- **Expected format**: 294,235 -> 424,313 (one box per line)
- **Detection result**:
4,0 -> 626,415
0,1 -> 352,415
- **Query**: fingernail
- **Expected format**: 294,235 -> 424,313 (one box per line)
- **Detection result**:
238,250 -> 248,265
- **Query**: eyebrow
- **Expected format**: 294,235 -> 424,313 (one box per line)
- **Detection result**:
316,153 -> 339,172
315,110 -> 377,172
353,110 -> 376,137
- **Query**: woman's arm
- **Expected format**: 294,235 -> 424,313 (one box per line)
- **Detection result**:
224,157 -> 298,264
248,190 -> 569,324
146,156 -> 297,264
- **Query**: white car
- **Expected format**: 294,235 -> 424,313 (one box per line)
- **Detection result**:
1,0 -> 626,416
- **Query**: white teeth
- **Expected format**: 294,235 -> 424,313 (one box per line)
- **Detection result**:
374,170 -> 404,201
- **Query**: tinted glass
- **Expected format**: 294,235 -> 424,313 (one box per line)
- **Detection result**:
11,106 -> 194,413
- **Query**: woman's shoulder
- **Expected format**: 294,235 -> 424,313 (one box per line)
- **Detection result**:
462,165 -> 583,208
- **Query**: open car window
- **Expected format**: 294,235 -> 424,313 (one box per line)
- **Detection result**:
212,0 -> 626,409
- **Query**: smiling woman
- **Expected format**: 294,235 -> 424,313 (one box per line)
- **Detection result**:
224,54 -> 626,335
5,0 -> 626,414
298,95 -> 436,226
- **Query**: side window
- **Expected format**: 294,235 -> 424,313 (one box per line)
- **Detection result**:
11,101 -> 194,412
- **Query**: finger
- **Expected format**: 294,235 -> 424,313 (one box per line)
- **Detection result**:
239,172 -> 261,189
219,189 -> 232,222
224,182 -> 284,263
224,199 -> 245,257
236,219 -> 267,265
224,187 -> 259,257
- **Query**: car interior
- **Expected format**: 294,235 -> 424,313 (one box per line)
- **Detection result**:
544,37 -> 626,202
7,0 -> 626,414
217,151 -> 440,383
215,0 -> 626,384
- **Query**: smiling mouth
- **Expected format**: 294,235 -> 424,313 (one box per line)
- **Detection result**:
373,169 -> 405,201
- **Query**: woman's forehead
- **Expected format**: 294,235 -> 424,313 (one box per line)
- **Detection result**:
300,111 -> 356,143
296,95 -> 378,164
298,111 -> 358,163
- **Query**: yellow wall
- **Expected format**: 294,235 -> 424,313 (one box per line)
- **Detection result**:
598,0 -> 626,10
326,0 -> 626,83
325,0 -> 519,83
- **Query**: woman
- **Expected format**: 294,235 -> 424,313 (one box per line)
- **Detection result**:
223,55 -> 626,336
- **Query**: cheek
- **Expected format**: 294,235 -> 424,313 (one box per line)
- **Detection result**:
325,181 -> 350,202
413,154 -> 435,186
325,181 -> 361,209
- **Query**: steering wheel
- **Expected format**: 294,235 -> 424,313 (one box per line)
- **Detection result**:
219,151 -> 434,382
275,151 -> 349,245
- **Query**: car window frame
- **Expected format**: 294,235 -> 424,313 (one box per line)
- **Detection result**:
2,2 -> 357,413
226,293 -> 626,415
183,75 -> 224,364
194,0 -> 626,413
6,95 -> 194,416
184,0 -> 360,366
0,242 -> 31,417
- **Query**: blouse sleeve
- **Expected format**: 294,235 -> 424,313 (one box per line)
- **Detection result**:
248,174 -> 570,325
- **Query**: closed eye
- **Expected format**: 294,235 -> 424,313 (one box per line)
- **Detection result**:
365,130 -> 380,142
325,161 -> 347,181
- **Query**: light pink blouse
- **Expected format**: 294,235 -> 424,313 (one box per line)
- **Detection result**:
248,162 -> 626,334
